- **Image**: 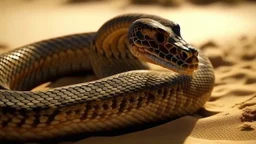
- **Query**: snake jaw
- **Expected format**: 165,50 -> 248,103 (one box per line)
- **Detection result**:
144,51 -> 195,75
130,37 -> 199,75
130,43 -> 196,75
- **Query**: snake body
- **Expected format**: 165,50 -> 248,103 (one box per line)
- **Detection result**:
0,14 -> 215,141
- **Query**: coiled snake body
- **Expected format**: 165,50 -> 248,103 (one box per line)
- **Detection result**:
0,14 -> 215,141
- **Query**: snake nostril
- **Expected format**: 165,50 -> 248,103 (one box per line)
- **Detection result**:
190,47 -> 198,56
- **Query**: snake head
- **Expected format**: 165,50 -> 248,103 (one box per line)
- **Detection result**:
128,18 -> 199,75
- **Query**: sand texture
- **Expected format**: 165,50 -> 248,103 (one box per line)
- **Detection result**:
0,0 -> 256,143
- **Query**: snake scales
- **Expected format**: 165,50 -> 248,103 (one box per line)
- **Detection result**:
0,14 -> 215,141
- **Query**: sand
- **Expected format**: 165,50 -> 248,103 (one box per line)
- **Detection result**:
0,0 -> 256,144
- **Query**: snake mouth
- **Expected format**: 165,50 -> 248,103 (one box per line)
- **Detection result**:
144,51 -> 195,75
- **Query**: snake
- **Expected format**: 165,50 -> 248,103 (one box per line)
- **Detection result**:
0,14 -> 215,141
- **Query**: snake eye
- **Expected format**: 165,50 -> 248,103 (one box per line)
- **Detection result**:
156,32 -> 165,43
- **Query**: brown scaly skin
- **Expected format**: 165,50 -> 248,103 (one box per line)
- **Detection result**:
0,14 -> 215,141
